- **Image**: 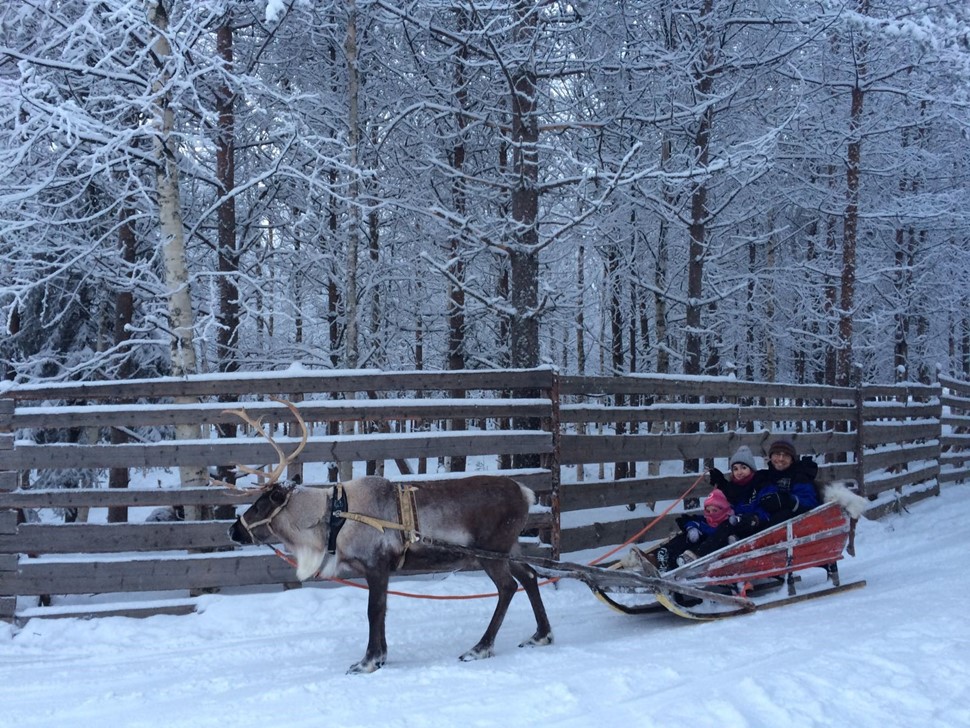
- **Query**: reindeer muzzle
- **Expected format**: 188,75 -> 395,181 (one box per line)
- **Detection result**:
228,484 -> 295,546
228,518 -> 254,545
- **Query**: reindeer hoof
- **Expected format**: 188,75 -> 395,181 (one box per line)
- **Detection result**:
347,657 -> 384,674
459,645 -> 494,662
519,631 -> 553,648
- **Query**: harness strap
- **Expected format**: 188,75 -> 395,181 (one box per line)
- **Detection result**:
327,484 -> 348,554
397,484 -> 419,544
330,483 -> 421,568
238,490 -> 292,540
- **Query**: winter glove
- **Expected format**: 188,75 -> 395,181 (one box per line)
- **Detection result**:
729,513 -> 760,531
675,514 -> 694,530
686,526 -> 702,544
760,491 -> 796,514
708,467 -> 728,488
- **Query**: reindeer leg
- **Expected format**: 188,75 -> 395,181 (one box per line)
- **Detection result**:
348,566 -> 390,674
460,559 -> 517,662
510,562 -> 553,648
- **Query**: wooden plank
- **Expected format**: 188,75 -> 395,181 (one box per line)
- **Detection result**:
559,514 -> 680,554
941,393 -> 970,411
560,404 -> 855,425
1,430 -> 553,470
6,552 -> 299,595
560,431 -> 856,465
939,449 -> 970,467
863,463 -> 939,496
17,600 -> 199,623
0,470 -> 18,491
0,398 -> 12,433
12,399 -> 552,430
861,422 -> 939,446
818,462 -> 861,482
0,554 -> 17,571
864,443 -> 939,470
862,383 -> 941,399
941,413 -> 970,428
0,486 -> 254,510
560,375 -> 856,401
939,468 -> 970,484
939,374 -> 970,393
863,402 -> 941,419
0,470 -> 554,509
0,596 -> 14,620
0,510 -> 17,535
864,484 -> 941,519
0,521 -> 237,554
561,475 -> 709,512
4,368 -> 556,402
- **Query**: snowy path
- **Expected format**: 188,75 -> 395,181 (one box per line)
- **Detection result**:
3,484 -> 970,728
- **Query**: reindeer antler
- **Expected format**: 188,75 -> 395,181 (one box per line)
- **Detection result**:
222,397 -> 309,489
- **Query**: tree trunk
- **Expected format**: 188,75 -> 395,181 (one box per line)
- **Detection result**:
215,19 -> 239,373
447,22 -> 470,472
343,0 -> 361,372
509,0 -> 540,371
685,90 -> 714,374
107,210 -> 136,524
147,0 -> 208,508
838,0 -> 869,387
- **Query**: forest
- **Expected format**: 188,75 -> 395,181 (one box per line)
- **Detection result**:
1,0 -> 969,387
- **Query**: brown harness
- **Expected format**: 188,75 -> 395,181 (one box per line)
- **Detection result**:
239,482 -> 421,571
328,483 -> 420,569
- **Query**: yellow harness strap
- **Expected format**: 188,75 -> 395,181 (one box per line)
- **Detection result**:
332,483 -> 420,568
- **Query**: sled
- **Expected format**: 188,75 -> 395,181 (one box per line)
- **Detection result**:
524,501 -> 866,620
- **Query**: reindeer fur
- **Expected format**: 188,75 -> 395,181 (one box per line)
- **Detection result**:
822,481 -> 869,556
229,474 -> 553,673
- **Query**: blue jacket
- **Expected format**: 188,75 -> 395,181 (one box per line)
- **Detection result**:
735,458 -> 819,527
676,516 -> 719,538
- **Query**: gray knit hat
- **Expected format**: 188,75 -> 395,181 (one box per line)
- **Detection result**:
729,445 -> 758,472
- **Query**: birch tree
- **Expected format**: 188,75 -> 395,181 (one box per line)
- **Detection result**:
146,0 -> 208,502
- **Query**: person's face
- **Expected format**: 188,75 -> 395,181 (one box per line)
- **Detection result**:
731,463 -> 752,479
770,451 -> 794,469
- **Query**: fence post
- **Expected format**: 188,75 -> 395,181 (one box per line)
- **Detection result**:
547,370 -> 562,559
0,397 -> 18,620
854,383 -> 867,496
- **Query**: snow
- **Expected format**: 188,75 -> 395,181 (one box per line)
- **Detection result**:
3,484 -> 970,728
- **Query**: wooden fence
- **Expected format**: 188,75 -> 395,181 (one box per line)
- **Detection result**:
1,368 -> 967,622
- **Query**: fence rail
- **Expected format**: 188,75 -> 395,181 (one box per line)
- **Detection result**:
1,367 -> 968,622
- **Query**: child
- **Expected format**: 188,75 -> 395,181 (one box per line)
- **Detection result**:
654,488 -> 734,571
708,444 -> 761,506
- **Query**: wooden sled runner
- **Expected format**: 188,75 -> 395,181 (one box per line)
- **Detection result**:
526,501 -> 866,620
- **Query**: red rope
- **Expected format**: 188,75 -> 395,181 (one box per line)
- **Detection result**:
269,472 -> 707,601
586,472 -> 706,566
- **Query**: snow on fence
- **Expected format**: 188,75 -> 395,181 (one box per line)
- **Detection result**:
0,368 -> 967,623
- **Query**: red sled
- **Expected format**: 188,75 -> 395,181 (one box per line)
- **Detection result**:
528,500 -> 866,620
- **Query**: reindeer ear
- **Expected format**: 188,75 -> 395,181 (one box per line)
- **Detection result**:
292,488 -> 330,531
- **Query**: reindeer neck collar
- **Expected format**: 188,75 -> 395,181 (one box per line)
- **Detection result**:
327,484 -> 348,555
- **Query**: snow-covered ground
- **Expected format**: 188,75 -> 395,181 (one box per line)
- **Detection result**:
2,483 -> 969,728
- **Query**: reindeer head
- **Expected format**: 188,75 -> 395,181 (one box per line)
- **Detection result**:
224,398 -> 309,546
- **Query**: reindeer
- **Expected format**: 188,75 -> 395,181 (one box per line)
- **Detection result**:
225,400 -> 553,674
